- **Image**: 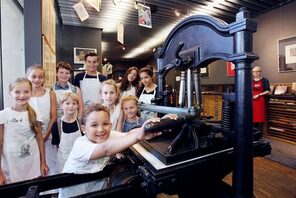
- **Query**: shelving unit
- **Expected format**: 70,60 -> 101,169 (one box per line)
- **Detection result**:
202,93 -> 223,121
267,95 -> 296,142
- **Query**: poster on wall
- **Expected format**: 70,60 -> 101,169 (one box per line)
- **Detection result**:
138,3 -> 152,28
278,35 -> 296,72
285,44 -> 296,64
226,62 -> 235,77
117,23 -> 124,44
200,66 -> 209,78
74,47 -> 97,64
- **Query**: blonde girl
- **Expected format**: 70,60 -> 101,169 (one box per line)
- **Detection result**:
121,95 -> 145,132
101,79 -> 123,131
26,64 -> 58,178
55,92 -> 82,173
0,78 -> 48,184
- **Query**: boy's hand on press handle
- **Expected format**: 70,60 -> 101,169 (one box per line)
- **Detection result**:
161,114 -> 178,120
140,117 -> 162,140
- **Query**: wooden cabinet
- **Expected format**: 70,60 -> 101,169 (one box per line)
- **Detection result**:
202,93 -> 223,121
267,95 -> 296,142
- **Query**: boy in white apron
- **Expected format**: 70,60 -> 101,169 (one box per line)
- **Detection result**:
54,61 -> 83,120
73,53 -> 107,106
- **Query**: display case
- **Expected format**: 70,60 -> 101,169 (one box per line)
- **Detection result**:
267,95 -> 296,143
202,92 -> 223,121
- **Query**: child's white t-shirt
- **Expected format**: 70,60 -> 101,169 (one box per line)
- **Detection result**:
63,135 -> 110,174
59,135 -> 110,197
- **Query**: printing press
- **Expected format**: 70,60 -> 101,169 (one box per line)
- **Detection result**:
0,8 -> 271,198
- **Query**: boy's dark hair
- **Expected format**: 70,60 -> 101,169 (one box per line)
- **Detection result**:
84,52 -> 99,62
81,104 -> 110,125
56,61 -> 72,72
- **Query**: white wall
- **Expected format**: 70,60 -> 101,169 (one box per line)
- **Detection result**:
1,0 -> 25,108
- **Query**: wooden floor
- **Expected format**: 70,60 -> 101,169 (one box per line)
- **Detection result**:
223,157 -> 296,198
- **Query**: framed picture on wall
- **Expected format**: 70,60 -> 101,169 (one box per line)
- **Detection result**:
74,47 -> 97,64
278,35 -> 296,72
200,66 -> 209,78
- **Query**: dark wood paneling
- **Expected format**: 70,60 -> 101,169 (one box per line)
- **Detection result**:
59,25 -> 102,70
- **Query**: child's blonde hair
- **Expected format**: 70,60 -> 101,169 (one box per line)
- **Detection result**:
101,79 -> 120,104
120,95 -> 140,117
81,104 -> 110,125
61,92 -> 79,105
9,78 -> 38,134
25,64 -> 45,78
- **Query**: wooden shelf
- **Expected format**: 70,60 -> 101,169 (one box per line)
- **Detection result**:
202,93 -> 222,121
267,96 -> 296,143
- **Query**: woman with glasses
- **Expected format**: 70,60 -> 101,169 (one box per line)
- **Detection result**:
252,66 -> 270,130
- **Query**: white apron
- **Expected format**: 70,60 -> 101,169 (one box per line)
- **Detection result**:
29,89 -> 58,177
80,72 -> 102,106
110,104 -> 121,130
138,87 -> 157,120
121,85 -> 136,98
56,118 -> 81,173
54,82 -> 74,119
1,109 -> 41,183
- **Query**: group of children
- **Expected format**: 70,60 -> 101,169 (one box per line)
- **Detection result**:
0,59 -> 170,197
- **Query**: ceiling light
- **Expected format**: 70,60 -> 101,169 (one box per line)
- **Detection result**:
104,57 -> 107,62
122,46 -> 126,50
73,2 -> 89,22
174,9 -> 181,17
112,0 -> 121,6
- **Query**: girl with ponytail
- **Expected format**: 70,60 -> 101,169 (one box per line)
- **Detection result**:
0,78 -> 48,184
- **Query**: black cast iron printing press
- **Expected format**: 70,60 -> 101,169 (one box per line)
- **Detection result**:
0,8 -> 271,198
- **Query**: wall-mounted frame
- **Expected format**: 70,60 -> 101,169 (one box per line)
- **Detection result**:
278,35 -> 296,73
74,47 -> 97,64
200,66 -> 209,78
138,3 -> 152,28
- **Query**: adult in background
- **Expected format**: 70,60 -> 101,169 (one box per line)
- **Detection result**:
119,66 -> 140,98
252,66 -> 270,131
138,67 -> 158,120
73,53 -> 107,106
54,61 -> 83,120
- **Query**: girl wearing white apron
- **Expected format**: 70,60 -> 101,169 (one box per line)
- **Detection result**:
119,66 -> 140,99
101,80 -> 123,131
29,89 -> 58,177
56,118 -> 81,173
27,65 -> 58,180
138,67 -> 158,120
80,72 -> 103,106
0,78 -> 48,184
0,108 -> 43,183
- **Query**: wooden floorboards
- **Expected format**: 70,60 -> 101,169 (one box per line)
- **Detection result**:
223,157 -> 296,198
